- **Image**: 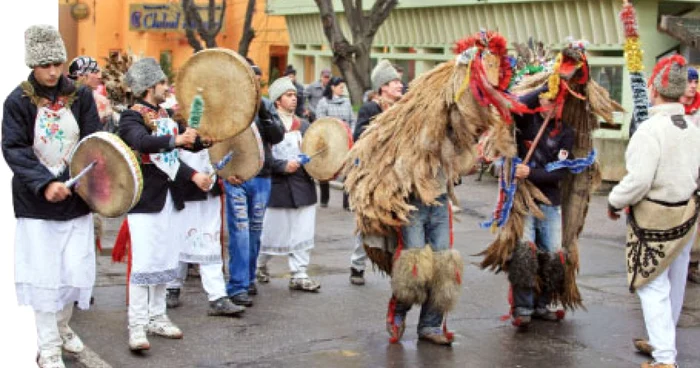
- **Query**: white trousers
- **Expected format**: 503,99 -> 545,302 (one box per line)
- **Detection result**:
257,248 -> 311,279
128,284 -> 167,327
35,303 -> 73,352
637,232 -> 696,364
350,233 -> 367,271
166,262 -> 227,301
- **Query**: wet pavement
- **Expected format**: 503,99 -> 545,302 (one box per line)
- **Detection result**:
65,176 -> 700,368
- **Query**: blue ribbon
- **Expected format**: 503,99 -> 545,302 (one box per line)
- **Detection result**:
545,149 -> 596,174
480,157 -> 520,229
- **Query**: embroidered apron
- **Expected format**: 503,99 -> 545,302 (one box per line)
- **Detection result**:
33,98 -> 80,176
626,196 -> 700,291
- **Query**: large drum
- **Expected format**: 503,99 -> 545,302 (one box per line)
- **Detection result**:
176,48 -> 260,141
301,117 -> 353,181
209,123 -> 265,182
69,132 -> 143,217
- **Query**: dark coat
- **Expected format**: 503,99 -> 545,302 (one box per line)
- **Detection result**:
353,100 -> 382,142
268,118 -> 317,208
256,97 -> 286,178
2,75 -> 101,220
515,88 -> 575,206
118,100 -> 199,213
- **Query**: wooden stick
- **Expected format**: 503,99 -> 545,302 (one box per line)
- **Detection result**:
523,106 -> 556,165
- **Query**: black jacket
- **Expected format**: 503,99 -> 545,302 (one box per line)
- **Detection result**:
2,74 -> 101,220
256,97 -> 286,178
118,100 -> 199,213
515,89 -> 575,206
268,119 -> 317,208
353,100 -> 382,142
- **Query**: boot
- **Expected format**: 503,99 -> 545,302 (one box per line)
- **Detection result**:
349,267 -> 365,285
166,288 -> 181,309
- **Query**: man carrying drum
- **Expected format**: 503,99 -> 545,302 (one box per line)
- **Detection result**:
1,25 -> 101,368
118,58 -> 205,352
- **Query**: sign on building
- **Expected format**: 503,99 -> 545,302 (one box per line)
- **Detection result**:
129,3 -> 225,32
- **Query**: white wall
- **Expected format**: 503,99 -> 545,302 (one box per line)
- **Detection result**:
0,1 -> 58,366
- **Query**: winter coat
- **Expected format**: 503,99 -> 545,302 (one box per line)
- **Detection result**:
268,118 -> 317,208
316,95 -> 355,129
256,97 -> 286,178
515,88 -> 574,206
353,100 -> 382,142
118,100 -> 200,213
2,74 -> 101,220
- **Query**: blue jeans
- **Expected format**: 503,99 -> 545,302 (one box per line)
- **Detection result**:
512,204 -> 562,316
394,193 -> 450,334
224,177 -> 271,297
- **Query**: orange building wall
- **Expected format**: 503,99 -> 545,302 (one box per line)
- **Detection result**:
70,0 -> 288,87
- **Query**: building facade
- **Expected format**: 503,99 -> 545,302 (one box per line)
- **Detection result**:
59,0 -> 289,87
267,0 -> 700,181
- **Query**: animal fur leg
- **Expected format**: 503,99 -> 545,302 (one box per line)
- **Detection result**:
391,246 -> 435,306
429,249 -> 464,313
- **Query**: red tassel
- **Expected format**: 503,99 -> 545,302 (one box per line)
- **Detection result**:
111,218 -> 130,263
455,269 -> 462,285
412,264 -> 418,277
95,237 -> 102,253
448,202 -> 454,248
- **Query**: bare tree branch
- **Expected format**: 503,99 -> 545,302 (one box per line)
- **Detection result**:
238,0 -> 257,57
182,0 -> 203,52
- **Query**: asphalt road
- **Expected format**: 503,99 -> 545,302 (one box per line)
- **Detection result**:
64,175 -> 700,368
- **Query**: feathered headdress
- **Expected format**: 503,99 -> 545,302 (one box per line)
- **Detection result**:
452,30 -> 529,122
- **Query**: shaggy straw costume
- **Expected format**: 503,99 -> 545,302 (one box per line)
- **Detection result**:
479,39 -> 624,313
345,31 -> 530,342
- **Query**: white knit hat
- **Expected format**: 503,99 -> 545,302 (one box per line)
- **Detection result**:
25,25 -> 66,68
371,60 -> 400,90
125,58 -> 166,96
268,76 -> 296,103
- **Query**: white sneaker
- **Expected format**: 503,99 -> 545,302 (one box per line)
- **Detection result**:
59,326 -> 84,353
147,315 -> 183,339
128,325 -> 150,351
38,348 -> 65,368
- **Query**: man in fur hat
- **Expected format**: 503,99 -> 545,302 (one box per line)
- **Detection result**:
118,57 -> 204,351
256,76 -> 321,292
2,24 -> 101,368
608,54 -> 700,368
348,60 -> 403,286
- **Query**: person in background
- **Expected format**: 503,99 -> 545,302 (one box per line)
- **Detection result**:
283,64 -> 307,119
315,76 -> 355,210
304,68 -> 331,122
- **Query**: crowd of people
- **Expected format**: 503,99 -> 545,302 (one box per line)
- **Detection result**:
3,24 -> 700,368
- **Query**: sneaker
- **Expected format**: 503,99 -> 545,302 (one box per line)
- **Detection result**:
208,297 -> 246,317
512,314 -> 531,328
147,315 -> 183,339
418,331 -> 454,346
248,283 -> 258,295
166,288 -> 181,309
350,268 -> 365,286
532,308 -> 563,322
128,325 -> 150,351
289,277 -> 321,292
634,338 -> 654,356
230,292 -> 254,307
38,348 -> 65,368
386,314 -> 406,344
640,361 -> 678,368
59,326 -> 84,353
256,267 -> 270,283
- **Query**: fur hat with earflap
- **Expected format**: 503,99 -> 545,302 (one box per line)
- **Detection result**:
25,24 -> 66,68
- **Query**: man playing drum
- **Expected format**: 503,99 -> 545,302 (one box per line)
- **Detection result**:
256,77 -> 321,292
118,58 -> 204,351
1,25 -> 101,368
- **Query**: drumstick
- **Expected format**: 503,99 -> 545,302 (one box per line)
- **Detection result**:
65,160 -> 97,188
212,150 -> 235,171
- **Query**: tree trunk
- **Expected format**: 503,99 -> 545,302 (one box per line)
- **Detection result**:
238,0 -> 256,57
182,0 -> 226,51
314,0 -> 397,104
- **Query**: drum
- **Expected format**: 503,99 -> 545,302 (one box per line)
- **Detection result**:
69,132 -> 143,217
301,117 -> 353,181
176,48 -> 260,141
209,123 -> 264,182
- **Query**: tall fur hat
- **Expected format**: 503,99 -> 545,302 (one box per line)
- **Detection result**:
371,60 -> 400,90
268,76 -> 296,103
649,54 -> 688,100
25,25 -> 66,68
125,58 -> 166,96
